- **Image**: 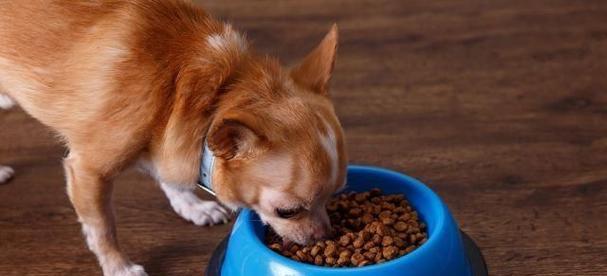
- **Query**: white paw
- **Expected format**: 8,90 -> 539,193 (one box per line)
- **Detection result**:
161,183 -> 231,226
110,263 -> 148,276
0,166 -> 14,183
176,200 -> 231,226
0,94 -> 15,109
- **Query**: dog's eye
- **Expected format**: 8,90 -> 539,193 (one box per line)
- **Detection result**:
275,206 -> 304,219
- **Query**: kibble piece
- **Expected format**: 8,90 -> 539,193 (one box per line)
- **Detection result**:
352,237 -> 364,248
363,251 -> 376,260
358,260 -> 371,267
350,252 -> 365,266
393,206 -> 406,214
399,213 -> 411,221
326,256 -> 336,265
374,252 -> 383,262
295,250 -> 306,260
372,234 -> 382,244
269,243 -> 282,251
338,235 -> 351,246
366,221 -> 378,233
354,192 -> 369,202
381,217 -> 395,225
337,201 -> 349,210
370,188 -> 382,196
382,236 -> 394,246
361,213 -> 374,224
382,246 -> 399,259
394,221 -> 409,232
360,230 -> 371,241
307,254 -> 315,263
339,249 -> 352,259
381,201 -> 395,210
393,237 -> 405,247
324,243 -> 337,257
379,210 -> 392,219
372,205 -> 382,215
409,234 -> 418,244
314,255 -> 324,265
349,208 -> 362,216
376,223 -> 389,236
336,256 -> 349,266
363,241 -> 375,250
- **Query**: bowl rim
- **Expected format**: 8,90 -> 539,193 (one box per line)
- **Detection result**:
234,164 -> 449,272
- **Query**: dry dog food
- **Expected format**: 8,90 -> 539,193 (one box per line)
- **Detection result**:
265,188 -> 427,267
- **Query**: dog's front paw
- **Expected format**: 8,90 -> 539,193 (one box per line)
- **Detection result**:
161,183 -> 231,226
175,200 -> 231,226
0,166 -> 14,184
111,263 -> 148,276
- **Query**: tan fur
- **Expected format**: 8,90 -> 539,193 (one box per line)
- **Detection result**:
0,1 -> 346,274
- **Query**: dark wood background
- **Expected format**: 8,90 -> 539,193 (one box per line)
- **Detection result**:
1,0 -> 606,275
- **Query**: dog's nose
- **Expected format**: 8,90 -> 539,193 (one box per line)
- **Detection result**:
311,222 -> 333,241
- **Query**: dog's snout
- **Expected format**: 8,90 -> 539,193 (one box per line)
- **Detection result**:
311,221 -> 333,241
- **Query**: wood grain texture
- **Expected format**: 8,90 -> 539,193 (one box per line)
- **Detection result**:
2,0 -> 607,275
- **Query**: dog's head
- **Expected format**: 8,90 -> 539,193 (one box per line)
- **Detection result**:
209,25 -> 346,245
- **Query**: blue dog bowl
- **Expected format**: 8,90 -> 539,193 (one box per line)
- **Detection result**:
207,165 -> 487,276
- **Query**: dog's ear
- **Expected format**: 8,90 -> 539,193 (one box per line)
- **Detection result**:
207,118 -> 260,160
290,24 -> 338,95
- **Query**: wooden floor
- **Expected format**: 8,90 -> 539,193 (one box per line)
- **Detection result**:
2,0 -> 607,275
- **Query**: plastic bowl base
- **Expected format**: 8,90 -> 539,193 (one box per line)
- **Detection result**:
206,230 -> 488,276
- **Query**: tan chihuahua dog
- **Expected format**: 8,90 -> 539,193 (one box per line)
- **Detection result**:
0,1 -> 347,275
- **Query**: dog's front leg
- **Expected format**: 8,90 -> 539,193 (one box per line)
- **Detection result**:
64,153 -> 147,276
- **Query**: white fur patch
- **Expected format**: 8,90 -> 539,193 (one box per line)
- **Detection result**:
112,264 -> 148,276
0,165 -> 14,183
81,224 -> 148,276
160,183 -> 230,225
0,94 -> 15,109
318,118 -> 339,189
0,57 -> 47,97
81,223 -> 99,252
206,25 -> 247,53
